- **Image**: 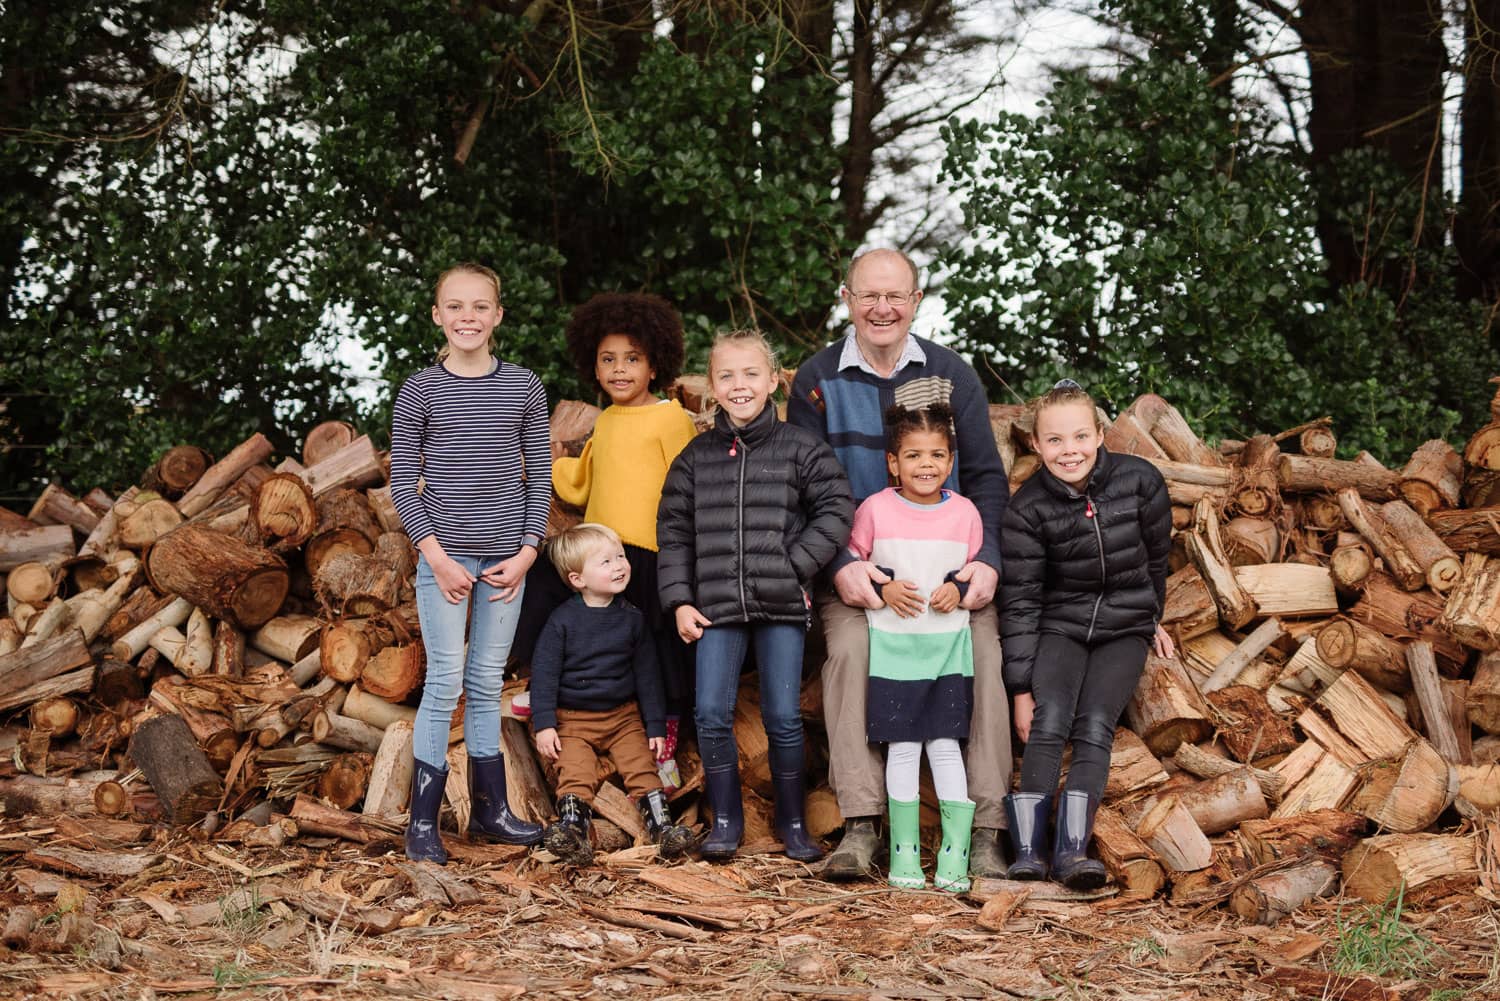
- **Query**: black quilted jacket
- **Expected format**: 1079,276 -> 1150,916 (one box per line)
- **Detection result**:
1000,446 -> 1172,695
657,404 -> 853,626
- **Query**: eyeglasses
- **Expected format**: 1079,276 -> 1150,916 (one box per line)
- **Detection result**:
846,289 -> 917,307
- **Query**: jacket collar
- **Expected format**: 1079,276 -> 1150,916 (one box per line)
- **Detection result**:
713,401 -> 779,447
1037,444 -> 1115,500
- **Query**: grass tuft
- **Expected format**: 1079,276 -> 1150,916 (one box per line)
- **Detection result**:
1329,884 -> 1437,979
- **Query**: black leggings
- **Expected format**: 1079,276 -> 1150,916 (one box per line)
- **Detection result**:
1018,633 -> 1149,799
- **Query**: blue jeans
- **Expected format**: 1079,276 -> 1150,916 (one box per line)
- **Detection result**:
694,623 -> 805,774
413,553 -> 525,768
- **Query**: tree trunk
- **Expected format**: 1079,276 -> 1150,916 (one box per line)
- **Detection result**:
1237,809 -> 1366,865
360,642 -> 424,703
0,628 -> 91,707
302,420 -> 356,466
1134,798 -> 1213,872
251,472 -> 317,550
317,753 -> 374,811
1425,506 -> 1500,555
1399,440 -> 1462,515
1173,742 -> 1284,803
142,445 -> 212,499
1278,454 -> 1399,499
1126,652 -> 1213,756
1272,748 -> 1359,817
1349,571 -> 1469,670
1092,805 -> 1165,899
1170,768 -> 1269,835
363,719 -> 414,819
1379,500 -> 1462,592
126,713 -> 223,823
1341,832 -> 1479,903
1206,685 -> 1300,763
1407,642 -> 1464,764
0,524 -> 74,572
144,524 -> 288,630
1348,738 -> 1457,833
305,488 -> 380,581
1231,434 -> 1282,518
1438,552 -> 1500,650
1469,651 -> 1500,734
1456,0 -> 1500,302
1315,617 -> 1410,693
1299,0 -> 1447,291
1229,860 -> 1338,924
175,432 -> 273,518
1338,488 -> 1424,590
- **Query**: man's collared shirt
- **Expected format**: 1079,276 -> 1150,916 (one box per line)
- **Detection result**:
837,332 -> 926,378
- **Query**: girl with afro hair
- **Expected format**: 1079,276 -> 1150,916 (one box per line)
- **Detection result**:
513,292 -> 697,788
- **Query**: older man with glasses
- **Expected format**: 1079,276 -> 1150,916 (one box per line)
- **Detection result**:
788,248 -> 1013,880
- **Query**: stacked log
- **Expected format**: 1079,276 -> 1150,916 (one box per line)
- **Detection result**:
3,378 -> 1500,924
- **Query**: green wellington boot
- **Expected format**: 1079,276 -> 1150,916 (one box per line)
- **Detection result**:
933,799 -> 976,893
886,798 -> 925,889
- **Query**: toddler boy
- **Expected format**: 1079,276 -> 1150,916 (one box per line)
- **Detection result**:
530,523 -> 693,864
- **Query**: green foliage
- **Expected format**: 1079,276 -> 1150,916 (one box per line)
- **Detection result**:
0,1 -> 846,497
1330,886 -> 1437,979
940,0 -> 1496,460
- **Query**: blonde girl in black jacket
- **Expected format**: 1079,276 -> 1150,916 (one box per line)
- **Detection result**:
1000,380 -> 1174,889
657,329 -> 853,862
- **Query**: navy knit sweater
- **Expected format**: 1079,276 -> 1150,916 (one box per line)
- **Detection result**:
787,334 -> 1008,573
528,596 -> 667,738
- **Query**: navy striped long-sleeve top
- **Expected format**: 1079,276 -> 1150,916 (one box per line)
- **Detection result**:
390,361 -> 552,558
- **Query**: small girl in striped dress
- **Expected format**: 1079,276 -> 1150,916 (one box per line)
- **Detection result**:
389,262 -> 550,864
847,404 -> 981,892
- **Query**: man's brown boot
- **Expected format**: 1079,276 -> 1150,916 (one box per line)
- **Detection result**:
821,817 -> 879,880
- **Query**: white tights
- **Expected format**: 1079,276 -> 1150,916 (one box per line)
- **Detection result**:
885,738 -> 968,803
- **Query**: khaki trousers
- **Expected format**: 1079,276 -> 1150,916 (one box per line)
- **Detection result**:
815,588 -> 1012,828
553,702 -> 662,803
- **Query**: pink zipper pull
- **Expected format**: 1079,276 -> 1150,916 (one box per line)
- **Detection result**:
729,436 -> 739,457
1085,499 -> 1095,519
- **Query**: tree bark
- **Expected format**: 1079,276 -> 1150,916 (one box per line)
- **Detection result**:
144,524 -> 288,630
1229,860 -> 1338,924
126,713 -> 223,823
1341,832 -> 1479,904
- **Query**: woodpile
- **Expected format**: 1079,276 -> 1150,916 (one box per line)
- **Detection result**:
987,387 -> 1499,916
1,377 -> 1498,931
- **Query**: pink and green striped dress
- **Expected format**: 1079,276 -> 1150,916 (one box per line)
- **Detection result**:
848,487 -> 983,743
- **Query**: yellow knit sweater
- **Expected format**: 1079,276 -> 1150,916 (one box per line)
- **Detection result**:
552,399 -> 698,552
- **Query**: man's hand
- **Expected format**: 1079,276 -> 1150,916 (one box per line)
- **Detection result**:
1012,693 -> 1035,743
833,560 -> 890,609
955,561 -> 998,610
880,579 -> 926,618
929,581 -> 961,613
675,605 -> 712,643
535,727 -> 561,761
482,547 -> 537,604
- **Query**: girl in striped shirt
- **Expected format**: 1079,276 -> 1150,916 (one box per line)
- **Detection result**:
389,262 -> 550,863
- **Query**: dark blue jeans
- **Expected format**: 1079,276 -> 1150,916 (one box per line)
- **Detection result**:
694,623 -> 805,774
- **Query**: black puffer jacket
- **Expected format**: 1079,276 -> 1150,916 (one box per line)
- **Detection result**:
657,404 -> 853,626
1000,446 -> 1171,695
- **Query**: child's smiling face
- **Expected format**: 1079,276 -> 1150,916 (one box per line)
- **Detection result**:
1033,400 -> 1103,487
887,428 -> 953,504
569,540 -> 631,602
431,271 -> 501,358
711,341 -> 776,427
595,333 -> 656,407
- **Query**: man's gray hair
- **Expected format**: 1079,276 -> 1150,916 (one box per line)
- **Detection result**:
844,248 -> 922,292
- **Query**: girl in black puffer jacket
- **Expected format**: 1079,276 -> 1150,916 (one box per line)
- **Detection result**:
657,329 -> 853,862
1000,380 -> 1174,890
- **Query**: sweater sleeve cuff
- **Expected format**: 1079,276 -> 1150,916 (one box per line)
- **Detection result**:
530,711 -> 558,732
943,570 -> 970,601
